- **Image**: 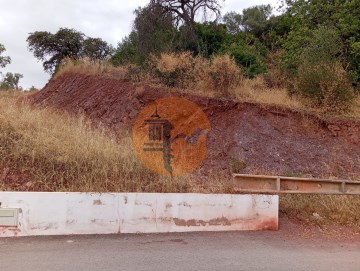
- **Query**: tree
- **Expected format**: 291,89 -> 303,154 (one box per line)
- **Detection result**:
133,4 -> 176,57
241,4 -> 272,36
150,0 -> 223,27
222,5 -> 272,37
111,32 -> 141,66
83,37 -> 113,60
112,4 -> 178,66
0,44 -> 11,68
223,6 -> 280,51
222,11 -> 242,34
27,28 -> 84,73
0,44 -> 24,90
220,32 -> 268,78
27,28 -> 112,74
150,0 -> 224,51
0,72 -> 23,90
281,0 -> 360,87
281,26 -> 355,111
195,22 -> 228,57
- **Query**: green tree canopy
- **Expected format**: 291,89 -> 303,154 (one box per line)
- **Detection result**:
27,28 -> 112,74
150,0 -> 224,52
223,5 -> 272,36
222,11 -> 242,34
111,4 -> 176,66
133,4 -> 176,58
0,72 -> 23,90
196,22 -> 228,58
83,37 -> 113,60
281,0 -> 360,85
111,32 -> 140,66
0,43 -> 11,68
0,44 -> 23,90
241,4 -> 272,35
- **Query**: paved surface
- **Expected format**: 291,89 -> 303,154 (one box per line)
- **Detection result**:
1,231 -> 359,271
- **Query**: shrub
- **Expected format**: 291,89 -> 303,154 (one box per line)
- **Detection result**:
150,52 -> 241,97
150,52 -> 197,88
263,50 -> 288,89
230,158 -> 246,174
208,54 -> 241,97
227,45 -> 266,78
295,61 -> 355,112
220,32 -> 268,78
289,27 -> 356,112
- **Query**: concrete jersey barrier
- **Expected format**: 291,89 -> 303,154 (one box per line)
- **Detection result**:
0,192 -> 278,237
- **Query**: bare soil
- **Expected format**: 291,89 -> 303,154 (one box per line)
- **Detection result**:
30,73 -> 360,179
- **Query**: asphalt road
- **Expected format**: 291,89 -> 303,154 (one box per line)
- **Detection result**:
1,231 -> 359,271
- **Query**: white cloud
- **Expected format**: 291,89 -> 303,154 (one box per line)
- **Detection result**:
0,0 -> 277,89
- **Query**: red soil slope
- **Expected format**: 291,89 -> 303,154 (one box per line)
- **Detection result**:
31,74 -> 360,179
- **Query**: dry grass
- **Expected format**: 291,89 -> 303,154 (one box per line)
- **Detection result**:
54,58 -> 130,80
345,95 -> 360,119
207,54 -> 242,97
0,91 -> 232,193
233,76 -> 304,110
280,194 -> 360,228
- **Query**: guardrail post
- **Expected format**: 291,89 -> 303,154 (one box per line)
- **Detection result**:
276,177 -> 281,193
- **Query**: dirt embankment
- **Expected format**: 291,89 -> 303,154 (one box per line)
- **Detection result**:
31,74 -> 360,179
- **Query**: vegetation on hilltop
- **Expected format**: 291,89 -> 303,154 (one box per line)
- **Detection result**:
0,43 -> 23,90
109,0 -> 359,113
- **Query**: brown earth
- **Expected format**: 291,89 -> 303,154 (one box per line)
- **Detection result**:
30,73 -> 360,179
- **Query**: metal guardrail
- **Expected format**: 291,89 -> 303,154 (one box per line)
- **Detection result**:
233,174 -> 360,195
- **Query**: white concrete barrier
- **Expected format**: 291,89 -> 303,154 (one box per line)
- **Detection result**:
0,192 -> 278,237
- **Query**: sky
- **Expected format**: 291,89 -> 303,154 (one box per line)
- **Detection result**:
0,0 -> 278,89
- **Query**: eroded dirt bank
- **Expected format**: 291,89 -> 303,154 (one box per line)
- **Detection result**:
31,74 -> 360,179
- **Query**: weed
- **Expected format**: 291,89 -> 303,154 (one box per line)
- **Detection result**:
230,158 -> 246,174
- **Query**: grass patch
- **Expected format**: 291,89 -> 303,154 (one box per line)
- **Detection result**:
233,76 -> 304,111
280,194 -> 360,228
55,58 -> 130,81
